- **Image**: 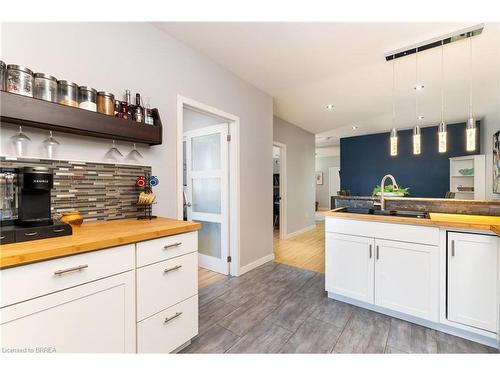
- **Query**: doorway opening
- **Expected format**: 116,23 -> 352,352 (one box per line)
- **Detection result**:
177,95 -> 240,282
272,142 -> 287,241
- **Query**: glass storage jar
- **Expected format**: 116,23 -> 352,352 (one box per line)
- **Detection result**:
7,65 -> 33,97
57,80 -> 78,107
97,91 -> 115,115
0,61 -> 6,91
78,86 -> 97,112
33,73 -> 57,102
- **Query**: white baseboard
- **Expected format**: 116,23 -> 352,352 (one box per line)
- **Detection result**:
283,224 -> 316,240
238,253 -> 274,276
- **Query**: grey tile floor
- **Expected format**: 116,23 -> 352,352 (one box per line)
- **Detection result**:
181,262 -> 498,354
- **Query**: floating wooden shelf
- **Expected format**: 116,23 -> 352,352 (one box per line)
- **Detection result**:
0,91 -> 162,145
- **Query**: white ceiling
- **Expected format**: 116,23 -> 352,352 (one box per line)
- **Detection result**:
156,22 -> 500,145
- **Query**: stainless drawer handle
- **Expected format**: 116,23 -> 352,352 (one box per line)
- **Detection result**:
164,312 -> 183,324
53,228 -> 66,233
164,265 -> 182,274
0,235 -> 5,240
24,232 -> 39,237
54,264 -> 88,276
369,244 -> 372,258
164,242 -> 182,249
376,245 -> 380,260
451,240 -> 455,257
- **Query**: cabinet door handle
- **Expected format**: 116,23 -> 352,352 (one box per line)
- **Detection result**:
54,264 -> 88,276
164,242 -> 182,249
24,231 -> 39,237
53,228 -> 66,233
164,312 -> 183,324
376,245 -> 380,260
369,244 -> 372,258
164,265 -> 182,273
451,240 -> 455,257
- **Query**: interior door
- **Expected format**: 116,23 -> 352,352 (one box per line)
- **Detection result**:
184,124 -> 229,275
329,167 -> 340,198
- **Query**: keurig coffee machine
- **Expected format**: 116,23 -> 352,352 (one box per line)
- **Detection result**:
0,167 -> 72,244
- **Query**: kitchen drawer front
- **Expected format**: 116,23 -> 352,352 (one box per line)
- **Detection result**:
137,251 -> 198,321
1,244 -> 135,308
326,217 -> 439,246
136,231 -> 197,267
137,294 -> 198,353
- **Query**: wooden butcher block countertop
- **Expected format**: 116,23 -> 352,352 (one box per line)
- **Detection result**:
0,217 -> 201,269
324,209 -> 500,236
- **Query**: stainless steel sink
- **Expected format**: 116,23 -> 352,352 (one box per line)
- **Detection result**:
338,207 -> 429,219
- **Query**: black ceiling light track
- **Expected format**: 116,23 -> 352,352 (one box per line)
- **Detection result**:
385,24 -> 484,61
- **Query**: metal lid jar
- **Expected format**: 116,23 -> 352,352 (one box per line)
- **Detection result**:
34,73 -> 58,102
97,91 -> 115,116
7,65 -> 34,97
57,80 -> 78,107
78,86 -> 97,112
0,61 -> 6,91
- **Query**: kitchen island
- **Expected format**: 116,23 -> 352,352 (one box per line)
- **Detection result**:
324,209 -> 500,349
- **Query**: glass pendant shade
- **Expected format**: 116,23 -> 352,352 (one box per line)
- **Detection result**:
390,128 -> 398,156
413,125 -> 421,155
438,122 -> 447,153
466,117 -> 476,151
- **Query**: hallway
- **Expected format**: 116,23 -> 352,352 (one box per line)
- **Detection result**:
273,220 -> 325,273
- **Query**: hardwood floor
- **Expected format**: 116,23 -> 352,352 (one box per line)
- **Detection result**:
183,262 -> 497,354
198,267 -> 227,289
273,220 -> 325,273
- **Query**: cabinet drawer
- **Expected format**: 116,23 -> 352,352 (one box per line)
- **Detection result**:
136,231 -> 197,267
1,244 -> 135,308
137,252 -> 198,321
137,294 -> 198,353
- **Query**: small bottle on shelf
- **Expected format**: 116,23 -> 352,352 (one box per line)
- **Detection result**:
116,101 -> 129,120
125,89 -> 134,120
134,93 -> 143,123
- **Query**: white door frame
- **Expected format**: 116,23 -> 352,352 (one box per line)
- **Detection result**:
273,141 -> 287,240
328,166 -> 341,208
177,95 -> 241,276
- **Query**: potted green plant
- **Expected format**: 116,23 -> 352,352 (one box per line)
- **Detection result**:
372,184 -> 410,197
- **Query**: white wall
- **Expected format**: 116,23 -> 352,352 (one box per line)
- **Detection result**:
273,116 -> 315,235
0,22 -> 273,269
315,156 -> 341,209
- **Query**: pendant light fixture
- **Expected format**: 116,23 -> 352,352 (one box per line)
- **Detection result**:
390,58 -> 398,156
438,40 -> 447,153
413,48 -> 421,155
466,34 -> 476,152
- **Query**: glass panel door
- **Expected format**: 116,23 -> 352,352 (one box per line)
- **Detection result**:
184,124 -> 229,274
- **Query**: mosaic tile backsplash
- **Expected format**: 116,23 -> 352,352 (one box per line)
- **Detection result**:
0,157 -> 152,222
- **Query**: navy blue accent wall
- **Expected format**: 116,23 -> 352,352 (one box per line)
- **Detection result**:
340,122 -> 480,198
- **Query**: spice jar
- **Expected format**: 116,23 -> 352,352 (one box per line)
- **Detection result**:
57,80 -> 78,107
7,65 -> 33,97
0,61 -> 6,91
33,73 -> 57,102
97,91 -> 115,115
78,86 -> 97,112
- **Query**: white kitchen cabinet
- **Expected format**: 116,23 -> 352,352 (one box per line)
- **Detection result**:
447,232 -> 498,332
374,239 -> 439,321
1,270 -> 136,353
326,232 -> 374,303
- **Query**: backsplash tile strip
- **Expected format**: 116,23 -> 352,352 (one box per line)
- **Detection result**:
1,157 -> 151,222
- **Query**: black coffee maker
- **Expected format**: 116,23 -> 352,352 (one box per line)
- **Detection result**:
0,167 -> 72,244
18,167 -> 54,227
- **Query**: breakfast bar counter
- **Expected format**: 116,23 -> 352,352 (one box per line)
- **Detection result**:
0,217 -> 201,269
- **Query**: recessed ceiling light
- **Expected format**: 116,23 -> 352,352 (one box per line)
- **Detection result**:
418,115 -> 424,120
414,84 -> 425,90
325,104 -> 334,110
352,125 -> 358,130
